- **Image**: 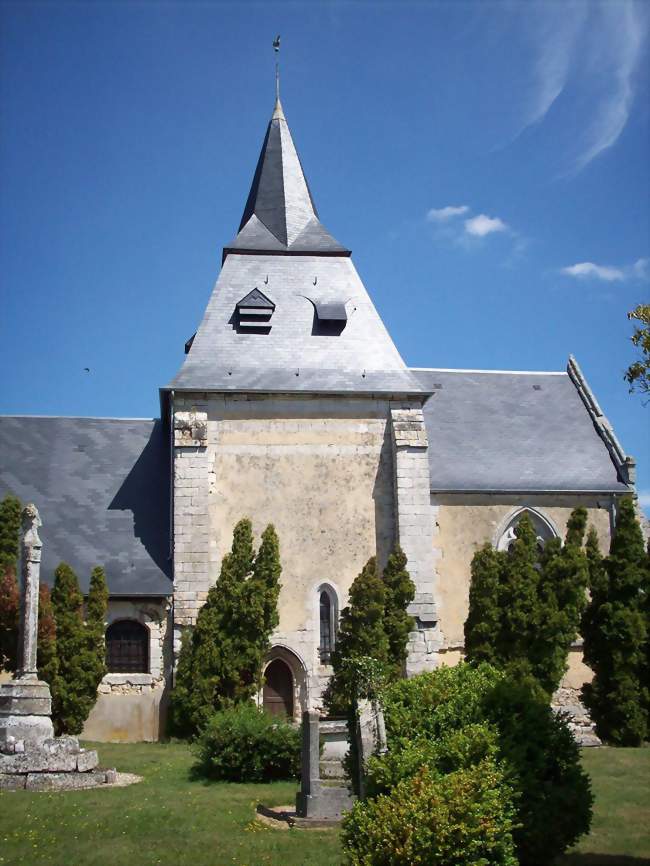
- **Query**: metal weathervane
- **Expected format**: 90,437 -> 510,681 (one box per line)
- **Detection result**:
273,35 -> 281,100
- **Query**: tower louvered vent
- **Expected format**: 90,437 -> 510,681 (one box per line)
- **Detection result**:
235,288 -> 275,332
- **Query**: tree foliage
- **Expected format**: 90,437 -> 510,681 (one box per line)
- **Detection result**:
624,303 -> 650,400
323,557 -> 389,716
37,584 -> 58,687
0,565 -> 19,672
0,494 -> 22,574
50,562 -> 107,735
85,566 -> 109,698
464,510 -> 589,694
170,519 -> 282,737
464,545 -> 503,666
381,546 -> 415,678
362,663 -> 592,866
582,497 -> 648,745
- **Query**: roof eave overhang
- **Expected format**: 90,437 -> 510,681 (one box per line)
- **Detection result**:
429,487 -> 632,495
222,246 -> 352,264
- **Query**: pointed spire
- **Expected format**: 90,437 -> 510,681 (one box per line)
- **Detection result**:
224,99 -> 350,257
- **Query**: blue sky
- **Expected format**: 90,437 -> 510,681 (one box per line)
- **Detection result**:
1,1 -> 648,510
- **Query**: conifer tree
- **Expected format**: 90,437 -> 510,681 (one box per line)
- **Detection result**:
464,544 -> 504,666
324,557 -> 389,715
0,495 -> 22,671
582,498 -> 648,745
381,546 -> 415,678
37,584 -> 58,687
85,566 -> 108,696
0,565 -> 19,672
495,513 -> 540,682
170,519 -> 283,736
50,562 -> 98,735
533,507 -> 589,693
465,510 -> 590,695
244,524 -> 282,689
0,494 -> 22,574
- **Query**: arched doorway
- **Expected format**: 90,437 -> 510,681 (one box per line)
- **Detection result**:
263,658 -> 294,718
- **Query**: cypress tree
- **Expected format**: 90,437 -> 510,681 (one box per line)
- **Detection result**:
245,524 -> 282,690
84,566 -> 109,698
582,498 -> 648,745
381,546 -> 415,678
324,557 -> 389,715
533,507 -> 589,693
37,584 -> 58,687
0,494 -> 22,574
495,513 -> 540,682
0,566 -> 19,672
170,518 -> 283,736
465,509 -> 590,695
464,544 -> 504,666
50,562 -> 96,735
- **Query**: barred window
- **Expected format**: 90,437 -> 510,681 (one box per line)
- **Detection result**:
319,587 -> 338,664
106,620 -> 149,673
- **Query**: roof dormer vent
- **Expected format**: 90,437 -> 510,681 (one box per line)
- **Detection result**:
234,288 -> 275,333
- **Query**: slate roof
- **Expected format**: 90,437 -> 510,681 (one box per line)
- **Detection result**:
168,254 -> 429,396
413,367 -> 631,493
0,417 -> 172,596
224,99 -> 350,257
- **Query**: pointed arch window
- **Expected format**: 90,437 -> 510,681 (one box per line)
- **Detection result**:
496,508 -> 558,556
319,587 -> 338,664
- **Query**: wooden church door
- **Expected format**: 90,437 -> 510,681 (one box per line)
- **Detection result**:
263,659 -> 294,718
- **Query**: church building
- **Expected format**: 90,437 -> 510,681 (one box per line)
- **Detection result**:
0,94 -> 635,741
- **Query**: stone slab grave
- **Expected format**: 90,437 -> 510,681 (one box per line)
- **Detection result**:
0,504 -> 125,791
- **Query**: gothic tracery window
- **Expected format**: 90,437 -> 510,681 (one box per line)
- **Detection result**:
106,620 -> 149,674
496,508 -> 557,555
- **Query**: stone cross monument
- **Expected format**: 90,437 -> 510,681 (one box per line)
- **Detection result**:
0,505 -> 113,791
0,504 -> 54,746
17,503 -> 42,680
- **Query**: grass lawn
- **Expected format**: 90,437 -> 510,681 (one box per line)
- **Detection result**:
560,747 -> 650,866
0,742 -> 648,866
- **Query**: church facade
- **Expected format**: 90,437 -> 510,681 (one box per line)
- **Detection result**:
0,96 -> 635,741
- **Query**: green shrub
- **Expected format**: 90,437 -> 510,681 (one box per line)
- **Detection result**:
364,722 -> 499,798
192,703 -> 300,782
342,759 -> 518,866
374,663 -> 592,866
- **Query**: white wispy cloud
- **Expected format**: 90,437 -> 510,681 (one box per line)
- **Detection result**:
572,2 -> 648,173
426,205 -> 469,222
520,3 -> 587,132
464,214 -> 508,237
505,1 -> 648,174
560,257 -> 649,282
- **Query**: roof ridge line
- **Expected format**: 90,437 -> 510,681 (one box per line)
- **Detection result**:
410,367 -> 567,375
566,354 -> 634,487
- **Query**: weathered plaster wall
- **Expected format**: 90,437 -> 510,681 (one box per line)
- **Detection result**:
82,598 -> 172,743
173,392 -> 396,711
431,493 -> 613,652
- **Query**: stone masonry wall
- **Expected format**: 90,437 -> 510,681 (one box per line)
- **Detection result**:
390,403 -> 443,675
172,392 -> 396,713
